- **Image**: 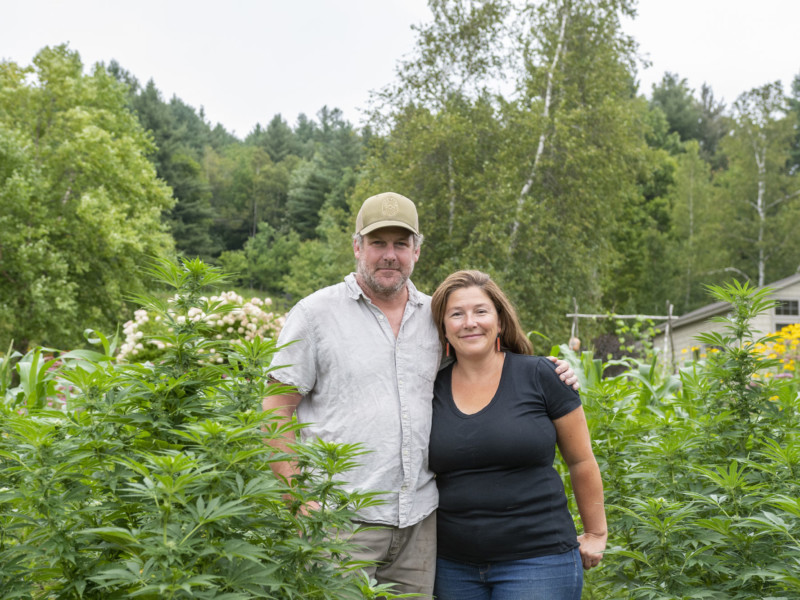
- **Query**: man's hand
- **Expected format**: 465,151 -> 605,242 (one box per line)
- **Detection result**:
548,356 -> 579,391
297,499 -> 320,517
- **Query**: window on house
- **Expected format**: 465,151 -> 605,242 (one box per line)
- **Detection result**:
775,300 -> 799,316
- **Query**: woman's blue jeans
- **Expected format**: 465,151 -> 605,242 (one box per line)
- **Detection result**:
433,548 -> 583,600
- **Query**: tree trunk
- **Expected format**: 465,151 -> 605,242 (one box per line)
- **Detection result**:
753,136 -> 766,287
447,151 -> 456,236
509,1 -> 569,248
685,160 -> 695,307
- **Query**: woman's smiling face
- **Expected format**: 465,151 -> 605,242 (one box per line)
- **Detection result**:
443,286 -> 501,359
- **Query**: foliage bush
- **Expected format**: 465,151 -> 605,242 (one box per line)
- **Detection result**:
117,290 -> 285,364
0,258 -> 402,599
568,281 -> 800,599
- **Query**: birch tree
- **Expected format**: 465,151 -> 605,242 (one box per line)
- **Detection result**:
495,0 -> 648,328
714,83 -> 800,286
362,0 -> 656,338
369,0 -> 511,239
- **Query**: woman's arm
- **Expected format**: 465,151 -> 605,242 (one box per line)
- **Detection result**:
553,406 -> 607,570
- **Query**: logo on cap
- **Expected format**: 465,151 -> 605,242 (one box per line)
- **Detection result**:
382,197 -> 400,217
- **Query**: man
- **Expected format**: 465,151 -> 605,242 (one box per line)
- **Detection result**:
263,192 -> 577,597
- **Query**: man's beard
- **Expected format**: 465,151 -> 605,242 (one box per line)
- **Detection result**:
357,260 -> 413,297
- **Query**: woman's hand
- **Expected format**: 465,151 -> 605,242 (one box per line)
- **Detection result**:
577,532 -> 607,570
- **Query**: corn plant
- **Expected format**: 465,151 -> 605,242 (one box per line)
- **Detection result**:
0,340 -> 21,396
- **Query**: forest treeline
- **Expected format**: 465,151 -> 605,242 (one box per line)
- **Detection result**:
2,0 -> 800,352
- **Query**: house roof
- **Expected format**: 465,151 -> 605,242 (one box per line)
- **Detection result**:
660,272 -> 800,331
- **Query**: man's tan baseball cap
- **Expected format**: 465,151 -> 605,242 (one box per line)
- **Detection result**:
355,192 -> 420,236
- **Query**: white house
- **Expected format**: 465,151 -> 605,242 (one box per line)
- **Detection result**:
655,273 -> 800,366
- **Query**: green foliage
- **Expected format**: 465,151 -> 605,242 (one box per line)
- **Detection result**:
282,205 -> 356,301
664,140 -> 720,313
285,108 -> 365,240
242,224 -> 301,294
0,258 -> 402,599
614,317 -> 658,360
37,8 -> 796,340
648,73 -> 728,167
113,69 -> 237,260
32,6 -> 793,333
164,152 -> 220,261
573,280 -> 800,599
650,73 -> 706,146
0,46 -> 174,351
203,144 -> 297,252
789,72 -> 800,173
253,114 -> 299,162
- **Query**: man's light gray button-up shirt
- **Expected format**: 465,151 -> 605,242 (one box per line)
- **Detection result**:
270,273 -> 440,527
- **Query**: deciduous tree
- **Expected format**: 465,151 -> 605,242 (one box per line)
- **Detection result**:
713,83 -> 800,286
0,46 -> 174,350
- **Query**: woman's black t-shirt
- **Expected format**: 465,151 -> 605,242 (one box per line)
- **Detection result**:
429,352 -> 582,563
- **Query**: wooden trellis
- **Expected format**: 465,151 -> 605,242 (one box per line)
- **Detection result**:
565,299 -> 676,369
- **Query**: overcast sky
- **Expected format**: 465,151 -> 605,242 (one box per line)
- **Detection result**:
3,0 -> 799,138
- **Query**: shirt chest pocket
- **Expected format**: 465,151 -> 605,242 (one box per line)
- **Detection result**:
406,339 -> 441,383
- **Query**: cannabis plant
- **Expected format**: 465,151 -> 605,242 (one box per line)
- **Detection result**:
576,281 -> 800,600
0,258 -> 400,599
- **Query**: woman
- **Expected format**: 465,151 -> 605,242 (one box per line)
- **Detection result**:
429,270 -> 606,599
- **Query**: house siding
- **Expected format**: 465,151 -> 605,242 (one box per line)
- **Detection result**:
655,277 -> 800,367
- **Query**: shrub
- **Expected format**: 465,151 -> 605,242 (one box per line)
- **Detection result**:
117,290 -> 285,364
0,258 -> 401,599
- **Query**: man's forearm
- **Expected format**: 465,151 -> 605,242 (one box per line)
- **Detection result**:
262,389 -> 303,482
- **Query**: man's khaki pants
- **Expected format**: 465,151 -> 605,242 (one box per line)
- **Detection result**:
348,511 -> 437,598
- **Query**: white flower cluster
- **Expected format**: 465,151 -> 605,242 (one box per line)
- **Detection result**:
207,291 -> 285,344
119,309 -> 156,359
117,292 -> 285,362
